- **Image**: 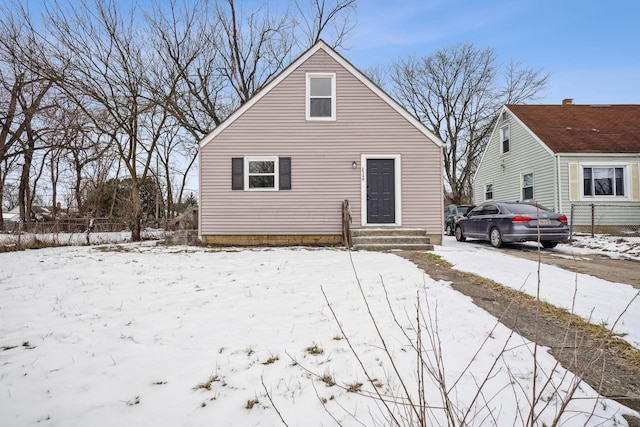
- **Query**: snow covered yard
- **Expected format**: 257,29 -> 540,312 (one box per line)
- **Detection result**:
1,242 -> 639,426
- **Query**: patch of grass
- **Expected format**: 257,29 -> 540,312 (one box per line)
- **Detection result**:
414,252 -> 453,268
464,271 -> 640,369
262,355 -> 279,365
0,238 -> 66,252
305,344 -> 324,355
245,399 -> 259,409
332,335 -> 343,341
193,375 -> 222,390
320,373 -> 335,387
95,245 -> 135,253
346,382 -> 362,393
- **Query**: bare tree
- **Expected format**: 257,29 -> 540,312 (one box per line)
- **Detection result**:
0,73 -> 28,231
145,0 -> 229,217
213,0 -> 297,105
38,0 -> 161,240
44,101 -> 115,216
147,0 -> 230,139
294,0 -> 356,48
0,58 -> 54,231
391,44 -> 548,204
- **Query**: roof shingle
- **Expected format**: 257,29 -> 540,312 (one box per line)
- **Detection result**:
505,104 -> 640,153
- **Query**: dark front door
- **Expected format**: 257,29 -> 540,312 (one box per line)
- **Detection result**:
367,159 -> 395,224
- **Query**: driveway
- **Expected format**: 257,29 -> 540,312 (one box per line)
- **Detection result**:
401,240 -> 640,417
443,236 -> 640,289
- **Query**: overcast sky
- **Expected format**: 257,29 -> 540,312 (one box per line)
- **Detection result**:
344,0 -> 640,105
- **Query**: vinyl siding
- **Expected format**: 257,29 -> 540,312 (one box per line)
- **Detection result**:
474,114 -> 556,210
200,49 -> 442,237
558,155 -> 640,226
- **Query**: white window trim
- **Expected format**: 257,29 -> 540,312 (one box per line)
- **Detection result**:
578,162 -> 629,201
360,154 -> 402,227
306,72 -> 336,121
501,125 -> 510,154
485,182 -> 494,201
521,171 -> 534,201
244,156 -> 279,191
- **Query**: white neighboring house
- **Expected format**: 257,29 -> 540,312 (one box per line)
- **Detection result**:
2,206 -> 55,224
2,207 -> 20,223
474,101 -> 640,231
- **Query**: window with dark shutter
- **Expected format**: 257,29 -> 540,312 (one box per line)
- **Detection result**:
233,156 -> 292,191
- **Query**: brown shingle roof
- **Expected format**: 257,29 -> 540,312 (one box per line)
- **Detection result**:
505,104 -> 640,153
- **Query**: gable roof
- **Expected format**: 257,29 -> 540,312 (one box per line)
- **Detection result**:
200,40 -> 443,149
505,104 -> 640,154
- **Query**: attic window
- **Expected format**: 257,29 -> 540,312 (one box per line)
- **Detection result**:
306,73 -> 336,121
501,125 -> 510,154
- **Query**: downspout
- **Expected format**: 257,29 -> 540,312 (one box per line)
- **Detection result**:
556,154 -> 563,213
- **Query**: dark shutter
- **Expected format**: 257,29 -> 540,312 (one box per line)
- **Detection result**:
279,157 -> 291,190
232,158 -> 243,190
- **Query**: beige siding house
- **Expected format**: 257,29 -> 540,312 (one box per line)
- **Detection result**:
199,41 -> 444,246
474,102 -> 640,231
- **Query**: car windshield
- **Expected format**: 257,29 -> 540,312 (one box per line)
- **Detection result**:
503,203 -> 551,214
458,207 -> 471,214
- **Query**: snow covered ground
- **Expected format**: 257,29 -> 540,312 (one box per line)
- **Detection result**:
437,235 -> 640,350
0,235 -> 639,426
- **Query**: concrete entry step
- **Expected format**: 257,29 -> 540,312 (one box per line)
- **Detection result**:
351,228 -> 433,251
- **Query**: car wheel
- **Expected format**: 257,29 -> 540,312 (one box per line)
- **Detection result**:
489,227 -> 503,248
542,241 -> 558,249
444,224 -> 451,235
455,225 -> 466,242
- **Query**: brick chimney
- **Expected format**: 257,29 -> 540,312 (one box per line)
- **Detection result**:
562,98 -> 574,105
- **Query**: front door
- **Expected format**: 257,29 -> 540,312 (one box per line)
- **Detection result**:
367,158 -> 395,224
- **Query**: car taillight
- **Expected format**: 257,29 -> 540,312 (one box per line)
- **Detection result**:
511,216 -> 532,223
557,215 -> 568,223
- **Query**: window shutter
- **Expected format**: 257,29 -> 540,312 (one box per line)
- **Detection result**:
631,163 -> 640,201
232,158 -> 244,190
279,157 -> 291,190
568,163 -> 578,202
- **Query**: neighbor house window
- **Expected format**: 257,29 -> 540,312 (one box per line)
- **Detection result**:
485,183 -> 493,200
522,172 -> 534,200
306,73 -> 336,120
501,125 -> 510,154
231,157 -> 291,191
583,166 -> 625,197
